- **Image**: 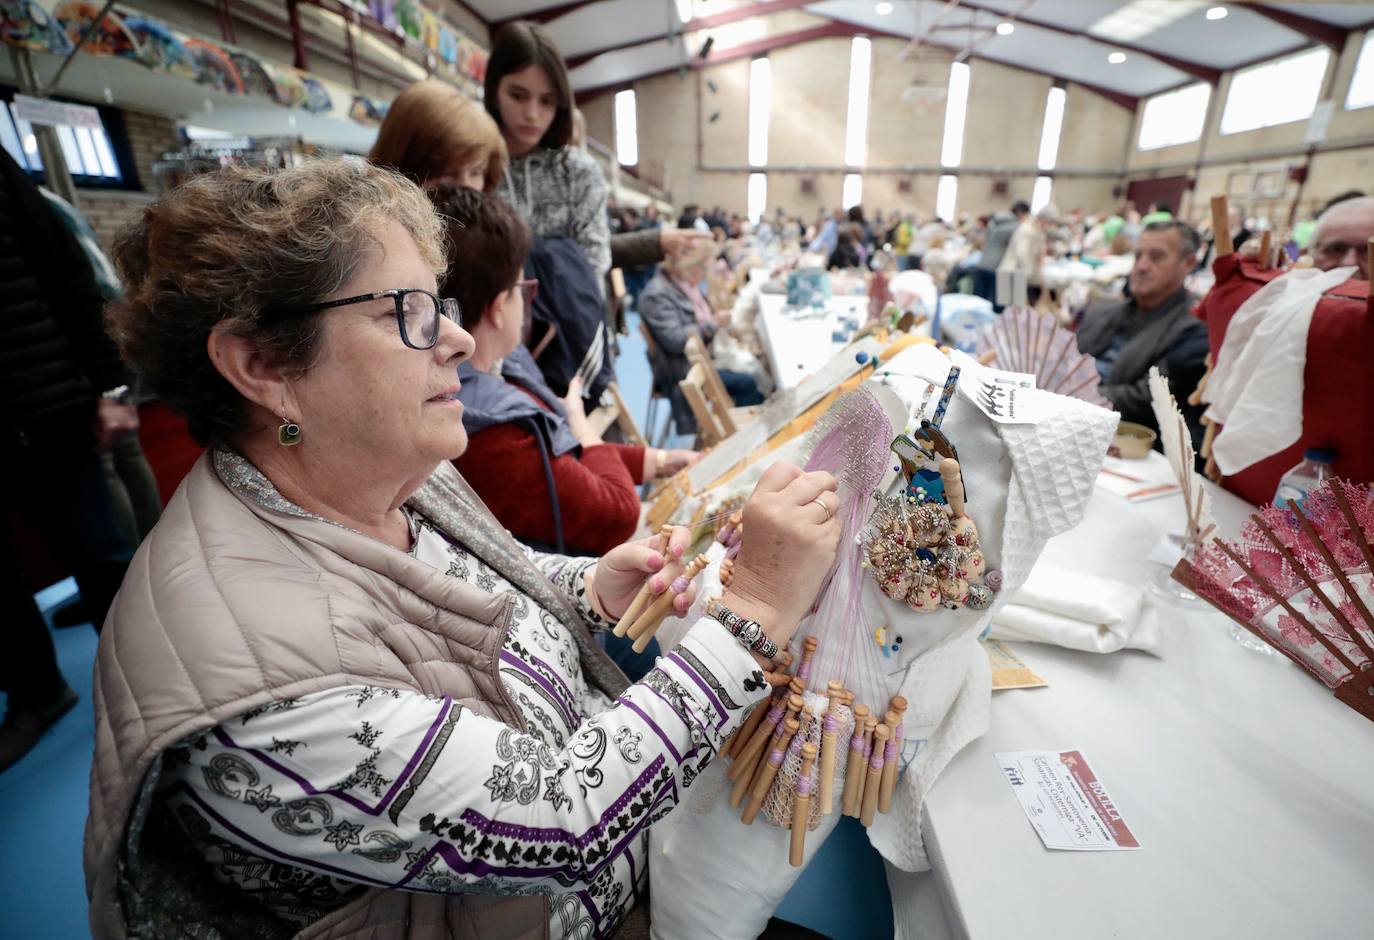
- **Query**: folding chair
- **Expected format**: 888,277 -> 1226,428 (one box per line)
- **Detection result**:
585,382 -> 648,447
678,363 -> 730,449
638,320 -> 672,449
684,331 -> 762,431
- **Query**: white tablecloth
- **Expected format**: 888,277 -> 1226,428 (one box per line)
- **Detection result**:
757,293 -> 868,390
896,452 -> 1374,938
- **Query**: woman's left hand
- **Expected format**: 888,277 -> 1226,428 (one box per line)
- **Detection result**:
655,449 -> 702,479
586,526 -> 696,621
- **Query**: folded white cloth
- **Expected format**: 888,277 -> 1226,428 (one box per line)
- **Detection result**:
988,564 -> 1162,655
1203,265 -> 1355,475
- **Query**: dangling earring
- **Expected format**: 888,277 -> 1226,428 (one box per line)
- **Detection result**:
278,402 -> 301,446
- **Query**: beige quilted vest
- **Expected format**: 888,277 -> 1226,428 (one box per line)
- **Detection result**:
84,451 -> 628,939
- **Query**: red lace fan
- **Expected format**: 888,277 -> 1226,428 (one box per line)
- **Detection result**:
975,306 -> 1110,406
1173,479 -> 1374,721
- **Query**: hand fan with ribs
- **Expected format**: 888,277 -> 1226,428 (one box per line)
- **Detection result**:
976,306 -> 1110,406
1173,478 -> 1374,721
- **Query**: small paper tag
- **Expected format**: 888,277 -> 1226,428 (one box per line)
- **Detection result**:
996,748 -> 1141,851
948,350 -> 1044,425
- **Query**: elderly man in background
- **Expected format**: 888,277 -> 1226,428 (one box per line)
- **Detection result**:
1076,220 -> 1209,440
1308,195 -> 1374,277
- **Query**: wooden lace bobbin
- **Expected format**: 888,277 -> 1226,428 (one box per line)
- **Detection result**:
726,679 -> 776,759
795,636 -> 820,689
840,704 -> 871,817
729,690 -> 804,811
1259,230 -> 1273,270
742,717 -> 801,825
860,724 -> 891,828
732,679 -> 803,775
728,695 -> 786,789
629,554 -> 709,653
762,649 -> 795,688
939,457 -> 966,518
877,696 -> 908,813
613,524 -> 675,637
789,743 -> 820,868
818,682 -> 844,815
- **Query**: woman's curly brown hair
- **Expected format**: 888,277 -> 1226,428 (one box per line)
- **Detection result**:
105,158 -> 445,444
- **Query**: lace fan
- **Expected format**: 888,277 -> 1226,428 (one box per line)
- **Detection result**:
1149,366 -> 1215,547
1173,479 -> 1374,722
976,306 -> 1110,405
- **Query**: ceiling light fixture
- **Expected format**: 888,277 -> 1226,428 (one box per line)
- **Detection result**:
876,2 -> 893,14
1108,52 -> 1127,64
1206,6 -> 1228,20
996,22 -> 1014,35
1087,0 -> 1202,43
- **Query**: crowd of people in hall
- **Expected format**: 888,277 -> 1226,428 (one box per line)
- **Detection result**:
1,14 -> 1370,940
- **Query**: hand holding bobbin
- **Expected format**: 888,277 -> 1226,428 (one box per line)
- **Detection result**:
722,461 -> 842,668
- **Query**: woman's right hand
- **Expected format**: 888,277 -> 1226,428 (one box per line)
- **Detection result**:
721,461 -> 841,655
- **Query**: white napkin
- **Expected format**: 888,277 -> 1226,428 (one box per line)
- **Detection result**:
987,564 -> 1162,655
1203,265 -> 1355,475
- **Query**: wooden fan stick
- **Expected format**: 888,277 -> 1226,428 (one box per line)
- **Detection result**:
613,525 -> 675,637
1259,230 -> 1273,270
1041,325 -> 1075,393
1211,195 -> 1233,257
1216,540 -> 1360,674
1028,313 -> 1046,387
1288,498 -> 1374,638
789,742 -> 819,867
1254,515 -> 1374,664
1331,483 -> 1374,575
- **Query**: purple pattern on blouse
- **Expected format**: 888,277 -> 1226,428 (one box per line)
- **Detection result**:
210,698 -> 455,817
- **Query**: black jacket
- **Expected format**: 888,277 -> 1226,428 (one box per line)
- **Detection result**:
0,149 -> 126,451
1076,286 -> 1208,442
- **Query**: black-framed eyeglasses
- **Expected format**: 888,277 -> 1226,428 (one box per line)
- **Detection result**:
266,288 -> 462,350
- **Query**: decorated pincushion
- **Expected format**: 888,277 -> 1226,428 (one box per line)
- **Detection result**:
861,455 -> 1001,613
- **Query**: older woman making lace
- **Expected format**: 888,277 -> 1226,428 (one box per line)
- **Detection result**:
86,159 -> 839,940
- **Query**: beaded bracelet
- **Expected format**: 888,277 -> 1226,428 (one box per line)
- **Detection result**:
709,600 -> 779,661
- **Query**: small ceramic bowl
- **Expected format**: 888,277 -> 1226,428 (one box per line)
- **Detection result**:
1110,421 -> 1157,459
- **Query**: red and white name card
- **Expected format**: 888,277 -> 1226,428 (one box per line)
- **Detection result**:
996,749 -> 1141,851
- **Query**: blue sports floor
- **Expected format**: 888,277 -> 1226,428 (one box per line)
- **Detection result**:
0,311 -> 892,940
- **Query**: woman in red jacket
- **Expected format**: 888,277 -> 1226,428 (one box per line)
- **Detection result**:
435,185 -> 697,555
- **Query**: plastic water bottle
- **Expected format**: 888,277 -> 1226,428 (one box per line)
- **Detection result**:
1273,448 -> 1335,509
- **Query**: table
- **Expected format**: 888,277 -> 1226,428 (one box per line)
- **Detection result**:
901,453 -> 1374,938
757,293 -> 869,390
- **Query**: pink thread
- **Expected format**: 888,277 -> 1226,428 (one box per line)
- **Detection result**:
796,777 -> 814,797
823,714 -> 840,734
849,734 -> 864,753
798,660 -> 812,681
670,575 -> 690,593
717,523 -> 735,544
762,704 -> 784,730
884,739 -> 897,761
769,749 -> 785,767
785,730 -> 805,759
869,751 -> 885,772
725,542 -> 741,561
